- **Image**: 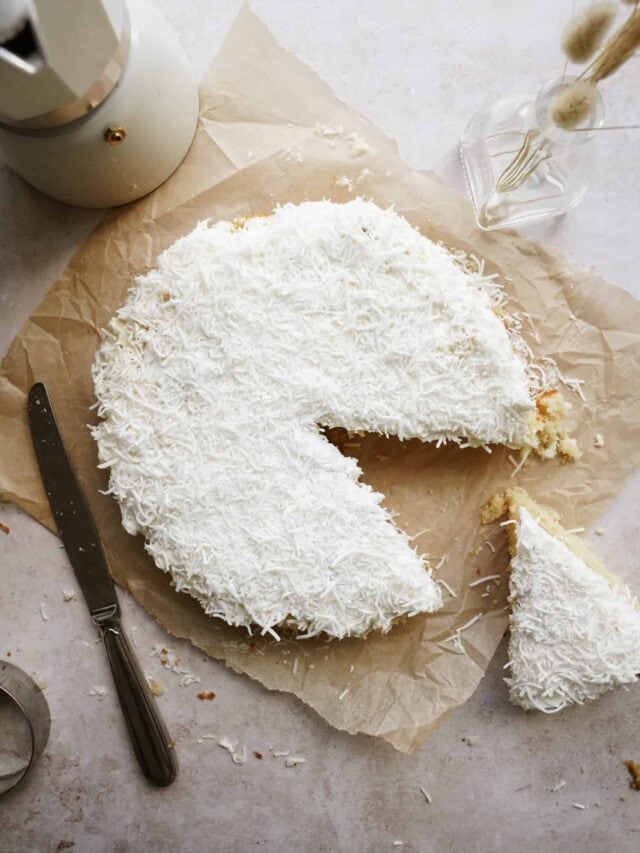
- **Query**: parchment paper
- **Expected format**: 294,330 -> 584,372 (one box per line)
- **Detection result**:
2,5 -> 640,754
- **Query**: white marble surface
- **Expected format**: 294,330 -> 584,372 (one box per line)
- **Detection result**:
2,1 -> 640,851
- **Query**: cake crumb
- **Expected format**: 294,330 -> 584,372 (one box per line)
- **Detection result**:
147,676 -> 165,696
285,755 -> 306,767
62,590 -> 76,602
254,751 -> 263,760
219,738 -> 246,765
594,527 -> 605,535
332,175 -> 354,191
197,690 -> 216,701
594,433 -> 605,447
0,522 -> 10,534
624,759 -> 640,790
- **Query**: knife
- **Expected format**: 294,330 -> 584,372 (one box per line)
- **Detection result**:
28,382 -> 177,788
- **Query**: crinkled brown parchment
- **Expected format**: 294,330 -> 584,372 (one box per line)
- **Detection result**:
1,6 -> 639,753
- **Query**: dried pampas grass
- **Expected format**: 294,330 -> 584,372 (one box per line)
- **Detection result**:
590,8 -> 640,81
562,1 -> 617,63
550,80 -> 599,129
549,4 -> 640,130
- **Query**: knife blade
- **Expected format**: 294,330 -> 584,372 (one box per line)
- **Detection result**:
28,382 -> 177,787
28,383 -> 118,621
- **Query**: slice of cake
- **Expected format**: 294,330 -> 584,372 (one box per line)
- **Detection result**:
484,489 -> 640,712
93,199 -> 576,640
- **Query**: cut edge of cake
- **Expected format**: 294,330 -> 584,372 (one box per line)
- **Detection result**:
482,487 -> 623,592
523,391 -> 581,463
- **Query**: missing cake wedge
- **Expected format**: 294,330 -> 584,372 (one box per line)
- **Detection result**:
484,489 -> 640,713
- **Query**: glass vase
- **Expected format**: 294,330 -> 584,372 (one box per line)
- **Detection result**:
460,76 -> 604,230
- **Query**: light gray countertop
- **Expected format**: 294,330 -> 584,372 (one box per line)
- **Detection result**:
1,2 -> 639,851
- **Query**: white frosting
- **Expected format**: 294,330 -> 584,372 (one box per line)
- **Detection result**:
508,508 -> 640,712
92,199 -> 537,639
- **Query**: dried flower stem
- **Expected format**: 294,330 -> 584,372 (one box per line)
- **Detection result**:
496,130 -> 551,192
589,8 -> 640,80
570,123 -> 640,131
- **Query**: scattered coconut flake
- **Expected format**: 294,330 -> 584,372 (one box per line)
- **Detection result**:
420,787 -> 432,804
443,613 -> 483,646
151,644 -> 200,685
567,527 -> 586,535
292,657 -> 299,675
338,688 -> 349,700
130,626 -> 139,647
62,590 -> 76,602
434,555 -> 448,572
436,579 -> 458,598
392,842 -> 404,848
150,644 -> 178,668
285,755 -> 306,767
541,357 -> 587,402
39,603 -> 50,621
572,803 -> 587,810
551,780 -> 567,792
35,677 -> 48,691
594,433 -> 604,447
508,451 -> 528,477
468,574 -> 501,588
88,685 -> 109,699
409,526 -> 430,542
594,527 -> 605,536
349,664 -> 355,673
218,738 -> 247,765
231,746 -> 247,765
485,540 -> 496,553
273,750 -> 290,757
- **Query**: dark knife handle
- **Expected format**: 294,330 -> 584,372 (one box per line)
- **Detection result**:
100,618 -> 177,787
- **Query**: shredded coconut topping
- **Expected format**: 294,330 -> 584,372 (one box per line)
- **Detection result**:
93,199 -> 543,640
507,508 -> 640,713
